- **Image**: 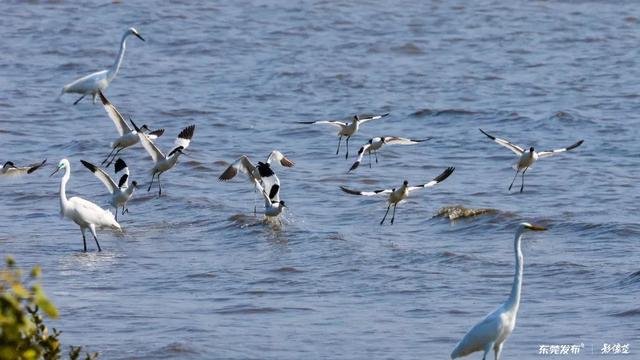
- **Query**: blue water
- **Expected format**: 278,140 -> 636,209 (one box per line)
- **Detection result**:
1,0 -> 639,359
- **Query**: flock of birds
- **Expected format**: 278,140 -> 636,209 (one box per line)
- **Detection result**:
1,27 -> 588,360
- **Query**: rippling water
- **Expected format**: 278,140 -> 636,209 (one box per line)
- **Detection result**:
1,0 -> 639,359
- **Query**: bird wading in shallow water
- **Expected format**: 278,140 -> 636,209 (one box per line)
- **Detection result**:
50,159 -> 121,252
298,113 -> 389,159
81,158 -> 138,221
60,28 -> 145,105
131,120 -> 195,196
451,222 -> 547,360
340,167 -> 454,225
479,129 -> 583,193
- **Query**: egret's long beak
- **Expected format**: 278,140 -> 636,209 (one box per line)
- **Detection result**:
49,167 -> 61,177
134,33 -> 145,42
525,224 -> 547,231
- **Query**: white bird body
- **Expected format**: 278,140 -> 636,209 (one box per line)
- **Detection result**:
52,159 -> 120,252
349,136 -> 429,172
254,177 -> 286,218
61,28 -> 145,105
299,113 -> 389,158
98,91 -> 164,166
341,167 -> 455,225
451,223 -> 546,360
81,158 -> 138,220
479,129 -> 584,192
132,121 -> 195,196
1,160 -> 46,177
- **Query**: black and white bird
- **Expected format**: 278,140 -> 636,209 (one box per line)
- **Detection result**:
479,129 -> 584,193
341,167 -> 455,225
1,159 -> 47,177
254,175 -> 287,218
298,113 -> 389,159
99,91 -> 164,167
132,120 -> 195,196
349,136 -> 430,172
218,150 -> 294,214
81,158 -> 138,220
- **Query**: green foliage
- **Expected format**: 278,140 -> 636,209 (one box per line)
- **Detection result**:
0,257 -> 99,360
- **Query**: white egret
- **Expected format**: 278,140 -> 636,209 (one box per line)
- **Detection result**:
451,222 -> 547,360
131,120 -> 195,196
348,136 -> 430,172
81,158 -> 138,221
298,113 -> 389,159
1,159 -> 46,177
99,91 -> 164,166
50,159 -> 121,252
479,129 -> 583,193
218,150 -> 294,213
340,167 -> 454,225
60,28 -> 145,105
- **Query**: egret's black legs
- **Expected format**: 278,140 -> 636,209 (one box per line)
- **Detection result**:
73,95 -> 86,105
508,169 -> 520,191
336,136 -> 342,155
91,233 -> 102,252
380,204 -> 392,225
81,229 -> 87,252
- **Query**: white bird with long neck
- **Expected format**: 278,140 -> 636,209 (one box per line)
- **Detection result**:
50,159 -> 121,252
60,28 -> 145,105
98,91 -> 164,167
81,158 -> 138,221
451,222 -> 547,360
479,129 -> 584,193
298,113 -> 389,159
131,120 -> 195,196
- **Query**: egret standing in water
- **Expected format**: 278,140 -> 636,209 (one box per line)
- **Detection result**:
451,222 -> 547,360
50,159 -> 121,252
298,113 -> 389,159
479,129 -> 583,193
60,28 -> 145,105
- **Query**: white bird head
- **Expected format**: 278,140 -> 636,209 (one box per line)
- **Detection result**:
127,27 -> 145,42
50,159 -> 70,177
520,222 -> 547,232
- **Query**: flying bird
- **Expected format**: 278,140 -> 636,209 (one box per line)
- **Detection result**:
298,113 -> 389,159
60,28 -> 145,105
98,91 -> 164,167
50,159 -> 121,252
1,159 -> 47,177
479,129 -> 584,193
81,158 -> 138,220
341,167 -> 455,225
218,150 -> 294,214
451,222 -> 546,360
132,120 -> 195,196
349,136 -> 430,172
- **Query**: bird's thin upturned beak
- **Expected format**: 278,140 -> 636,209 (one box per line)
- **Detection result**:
134,33 -> 145,42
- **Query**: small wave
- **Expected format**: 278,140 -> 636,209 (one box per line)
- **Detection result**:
213,305 -> 281,315
610,308 -> 640,317
271,266 -> 303,273
435,205 -> 497,220
618,270 -> 640,287
391,42 -> 424,55
410,108 -> 478,118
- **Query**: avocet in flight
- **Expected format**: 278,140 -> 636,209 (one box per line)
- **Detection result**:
60,28 -> 145,105
479,129 -> 584,193
341,167 -> 455,225
81,158 -> 138,220
99,91 -> 164,167
298,113 -> 389,159
50,159 -> 121,252
1,159 -> 46,177
349,136 -> 430,172
132,120 -> 195,196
